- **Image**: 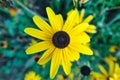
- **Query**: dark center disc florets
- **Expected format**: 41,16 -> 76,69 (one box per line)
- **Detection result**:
81,66 -> 91,76
52,31 -> 70,48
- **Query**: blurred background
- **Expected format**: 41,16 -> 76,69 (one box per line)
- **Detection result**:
0,0 -> 120,80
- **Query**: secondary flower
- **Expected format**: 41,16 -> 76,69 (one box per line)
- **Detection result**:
68,8 -> 96,33
109,45 -> 118,53
24,71 -> 41,80
24,7 -> 93,79
57,73 -> 74,80
0,41 -> 8,48
90,57 -> 120,80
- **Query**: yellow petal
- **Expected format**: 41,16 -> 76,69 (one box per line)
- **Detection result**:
88,25 -> 96,29
85,25 -> 96,33
50,48 -> 61,79
55,14 -> 64,30
79,9 -> 85,23
74,9 -> 80,25
66,47 -> 80,62
63,9 -> 78,32
69,44 -> 93,55
37,46 -> 55,65
83,15 -> 93,23
91,72 -> 105,79
71,32 -> 90,44
70,32 -> 90,44
98,65 -> 108,77
67,9 -> 79,25
70,23 -> 89,35
85,29 -> 96,33
33,15 -> 53,34
62,49 -> 71,75
46,7 -> 62,32
24,28 -> 51,40
78,45 -> 93,55
105,56 -> 115,76
67,9 -> 74,16
26,41 -> 51,54
115,63 -> 120,74
109,61 -> 115,76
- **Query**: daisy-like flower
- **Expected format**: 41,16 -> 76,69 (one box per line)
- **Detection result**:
90,57 -> 120,80
24,7 -> 93,79
68,8 -> 96,33
24,71 -> 41,80
57,73 -> 74,80
0,41 -> 8,48
109,45 -> 118,53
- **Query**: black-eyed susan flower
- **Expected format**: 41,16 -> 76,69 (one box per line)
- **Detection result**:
57,73 -> 74,80
9,8 -> 17,16
24,7 -> 93,79
0,41 -> 8,48
24,71 -> 41,80
109,45 -> 118,53
68,8 -> 96,33
90,57 -> 120,80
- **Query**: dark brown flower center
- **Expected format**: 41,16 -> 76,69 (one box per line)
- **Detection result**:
81,66 -> 91,76
52,31 -> 70,48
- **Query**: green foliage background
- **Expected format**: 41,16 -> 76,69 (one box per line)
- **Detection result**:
0,0 -> 120,80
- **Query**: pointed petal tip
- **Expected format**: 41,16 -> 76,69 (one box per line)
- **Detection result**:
25,48 -> 36,55
25,49 -> 31,55
89,15 -> 94,19
37,60 -> 43,65
89,51 -> 93,55
24,28 -> 33,34
32,15 -> 39,21
37,59 -> 46,65
87,49 -> 93,55
24,28 -> 32,34
46,7 -> 52,12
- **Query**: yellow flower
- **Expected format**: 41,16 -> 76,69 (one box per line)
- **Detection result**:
57,74 -> 64,80
68,9 -> 96,33
9,8 -> 17,16
57,73 -> 74,80
24,7 -> 93,79
0,41 -> 8,48
109,45 -> 118,53
105,55 -> 117,62
24,71 -> 41,80
90,58 -> 120,80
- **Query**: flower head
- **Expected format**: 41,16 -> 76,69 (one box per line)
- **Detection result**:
24,7 -> 93,79
90,56 -> 120,80
24,71 -> 41,80
57,73 -> 74,80
0,41 -> 8,48
109,45 -> 118,53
